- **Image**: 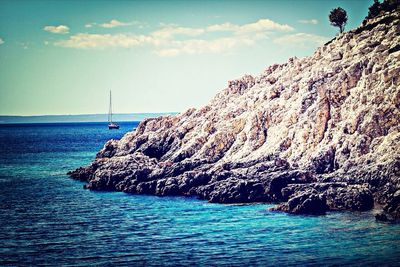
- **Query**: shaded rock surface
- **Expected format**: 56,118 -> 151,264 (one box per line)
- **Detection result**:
69,9 -> 400,219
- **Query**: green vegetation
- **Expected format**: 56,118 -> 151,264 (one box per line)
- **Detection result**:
368,0 -> 382,18
329,7 -> 348,34
367,0 -> 400,20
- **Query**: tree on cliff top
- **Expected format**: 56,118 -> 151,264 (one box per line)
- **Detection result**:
329,7 -> 348,33
363,0 -> 399,24
381,0 -> 400,11
368,0 -> 382,19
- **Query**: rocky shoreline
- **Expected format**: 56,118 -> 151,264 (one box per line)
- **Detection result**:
69,8 -> 400,222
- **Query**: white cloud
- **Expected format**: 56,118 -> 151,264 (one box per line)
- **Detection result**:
44,25 -> 70,34
93,18 -> 290,40
298,19 -> 318,25
151,26 -> 205,39
86,20 -> 146,29
55,18 -> 295,56
237,19 -> 293,33
273,33 -> 329,46
155,34 -> 267,57
207,19 -> 293,34
100,19 -> 132,28
54,33 -> 154,49
0,38 -> 4,45
55,30 -> 266,55
155,38 -> 239,56
207,22 -> 237,32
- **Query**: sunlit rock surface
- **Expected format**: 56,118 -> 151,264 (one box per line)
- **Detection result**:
70,9 -> 400,220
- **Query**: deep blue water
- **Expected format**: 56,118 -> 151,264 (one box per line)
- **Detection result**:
0,122 -> 399,266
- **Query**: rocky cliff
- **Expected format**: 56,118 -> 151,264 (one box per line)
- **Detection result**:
70,8 -> 400,221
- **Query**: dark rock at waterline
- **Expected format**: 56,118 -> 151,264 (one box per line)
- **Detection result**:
271,190 -> 328,215
376,190 -> 400,222
325,184 -> 374,211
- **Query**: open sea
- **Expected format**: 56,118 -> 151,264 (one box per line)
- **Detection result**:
0,121 -> 399,266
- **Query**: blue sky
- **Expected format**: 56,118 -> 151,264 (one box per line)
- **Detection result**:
0,0 -> 373,115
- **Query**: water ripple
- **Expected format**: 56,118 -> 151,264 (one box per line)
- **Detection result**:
1,123 -> 400,266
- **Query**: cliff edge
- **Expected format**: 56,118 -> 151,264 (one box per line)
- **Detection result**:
70,8 -> 400,221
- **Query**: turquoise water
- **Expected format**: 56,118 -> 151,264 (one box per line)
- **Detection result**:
0,122 -> 399,266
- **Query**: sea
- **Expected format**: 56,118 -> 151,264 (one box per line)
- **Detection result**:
0,121 -> 399,266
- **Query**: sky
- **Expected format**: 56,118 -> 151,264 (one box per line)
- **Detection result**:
0,0 -> 373,116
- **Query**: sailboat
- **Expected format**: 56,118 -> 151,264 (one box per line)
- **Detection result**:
108,90 -> 119,130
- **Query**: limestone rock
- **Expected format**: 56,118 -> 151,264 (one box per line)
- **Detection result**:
70,8 -> 400,219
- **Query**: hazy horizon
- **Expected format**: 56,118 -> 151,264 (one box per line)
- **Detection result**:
0,0 -> 373,116
0,111 -> 178,117
0,112 -> 177,124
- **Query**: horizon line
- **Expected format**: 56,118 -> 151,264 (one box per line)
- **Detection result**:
0,112 -> 180,117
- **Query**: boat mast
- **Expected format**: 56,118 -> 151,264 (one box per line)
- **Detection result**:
109,90 -> 112,124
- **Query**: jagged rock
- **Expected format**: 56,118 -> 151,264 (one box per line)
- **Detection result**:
330,51 -> 343,61
273,182 -> 374,213
272,190 -> 327,215
69,8 -> 400,218
377,189 -> 400,222
324,184 -> 374,211
311,147 -> 336,174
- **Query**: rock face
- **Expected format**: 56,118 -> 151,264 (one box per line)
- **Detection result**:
69,8 -> 400,220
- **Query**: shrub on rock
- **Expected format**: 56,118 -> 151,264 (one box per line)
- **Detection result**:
329,7 -> 348,33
